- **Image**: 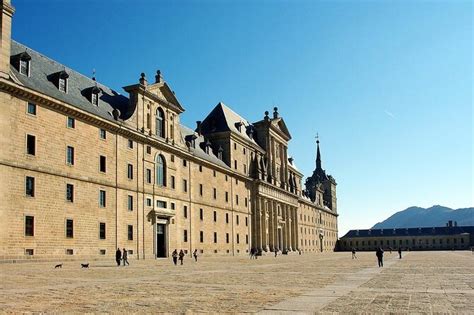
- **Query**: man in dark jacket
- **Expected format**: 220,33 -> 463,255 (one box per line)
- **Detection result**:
115,248 -> 121,266
376,247 -> 384,267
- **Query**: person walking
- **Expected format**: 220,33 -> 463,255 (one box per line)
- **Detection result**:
122,248 -> 129,266
352,248 -> 357,259
398,247 -> 402,259
193,249 -> 198,262
172,249 -> 178,265
376,247 -> 384,267
115,248 -> 122,266
178,249 -> 185,265
274,248 -> 278,258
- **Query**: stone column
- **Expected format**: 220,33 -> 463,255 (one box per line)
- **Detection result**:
283,146 -> 288,190
283,205 -> 288,252
255,197 -> 262,252
292,207 -> 298,251
274,202 -> 279,251
262,198 -> 269,252
287,206 -> 293,251
268,200 -> 275,252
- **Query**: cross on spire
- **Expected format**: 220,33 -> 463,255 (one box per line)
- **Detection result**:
316,133 -> 322,170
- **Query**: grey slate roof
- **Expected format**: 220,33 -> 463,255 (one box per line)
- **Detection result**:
341,226 -> 474,238
179,125 -> 229,168
200,102 -> 260,147
10,40 -> 130,121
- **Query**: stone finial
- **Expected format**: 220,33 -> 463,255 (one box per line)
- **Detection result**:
155,70 -> 163,83
273,107 -> 279,119
139,72 -> 147,86
264,111 -> 269,121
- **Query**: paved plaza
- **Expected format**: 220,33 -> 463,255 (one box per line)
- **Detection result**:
0,251 -> 473,313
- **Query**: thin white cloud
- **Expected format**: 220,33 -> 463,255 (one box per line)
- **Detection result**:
384,110 -> 396,119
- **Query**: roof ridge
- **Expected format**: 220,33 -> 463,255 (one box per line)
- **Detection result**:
11,40 -> 122,95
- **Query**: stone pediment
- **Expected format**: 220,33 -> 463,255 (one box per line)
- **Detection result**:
147,82 -> 184,112
271,118 -> 292,140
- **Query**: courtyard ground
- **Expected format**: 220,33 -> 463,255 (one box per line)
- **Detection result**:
0,251 -> 472,314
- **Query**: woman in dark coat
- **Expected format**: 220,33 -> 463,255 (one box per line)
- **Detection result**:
115,248 -> 122,266
178,249 -> 185,265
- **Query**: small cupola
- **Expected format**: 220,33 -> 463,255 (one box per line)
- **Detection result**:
91,85 -> 100,105
246,125 -> 254,139
11,51 -> 31,76
235,121 -> 243,132
217,146 -> 224,160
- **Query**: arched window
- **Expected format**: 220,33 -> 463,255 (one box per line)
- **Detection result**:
156,154 -> 166,186
156,108 -> 165,138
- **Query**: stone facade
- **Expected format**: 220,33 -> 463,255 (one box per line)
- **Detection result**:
0,0 -> 338,261
339,224 -> 474,251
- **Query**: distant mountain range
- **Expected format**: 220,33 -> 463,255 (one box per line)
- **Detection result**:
372,205 -> 474,229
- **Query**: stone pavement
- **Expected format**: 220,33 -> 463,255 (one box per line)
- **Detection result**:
0,251 -> 472,313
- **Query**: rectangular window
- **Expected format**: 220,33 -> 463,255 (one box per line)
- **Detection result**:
99,128 -> 106,139
25,216 -> 34,236
66,183 -> 74,202
237,234 -> 240,244
199,165 -> 202,172
171,155 -> 175,162
157,200 -> 166,208
236,195 -> 239,205
66,146 -> 74,165
67,117 -> 75,128
213,170 -> 216,177
200,231 -> 204,243
99,222 -> 106,239
183,179 -> 187,192
59,78 -> 67,93
213,188 -> 217,199
25,249 -> 34,256
225,191 -> 229,203
214,211 -> 217,222
226,233 -> 230,243
66,249 -> 73,255
183,229 -> 188,242
127,164 -> 133,179
66,219 -> 74,238
128,139 -> 133,149
128,225 -> 133,240
128,195 -> 133,211
171,175 -> 175,189
214,232 -> 217,243
146,198 -> 152,207
245,198 -> 248,207
27,102 -> 36,115
20,59 -> 29,76
99,190 -> 106,207
183,159 -> 187,167
26,134 -> 35,155
234,160 -> 237,169
100,155 -> 106,173
183,206 -> 188,218
245,217 -> 248,226
200,208 -> 203,220
236,215 -> 239,225
246,234 -> 249,244
226,213 -> 229,224
171,202 -> 175,210
146,145 -> 151,154
146,169 -> 152,184
25,176 -> 35,197
244,164 -> 247,173
199,184 -> 203,196
91,93 -> 98,105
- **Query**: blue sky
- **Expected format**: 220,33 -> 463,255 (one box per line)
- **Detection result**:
11,0 -> 472,236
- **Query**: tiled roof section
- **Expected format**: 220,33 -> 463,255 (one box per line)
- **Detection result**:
10,40 -> 130,121
179,125 -> 229,169
200,102 -> 260,147
341,226 -> 474,238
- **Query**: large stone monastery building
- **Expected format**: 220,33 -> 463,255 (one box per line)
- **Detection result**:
0,0 -> 338,261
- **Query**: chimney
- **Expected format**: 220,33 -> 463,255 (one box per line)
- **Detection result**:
139,72 -> 147,86
196,121 -> 202,136
0,0 -> 15,79
448,220 -> 453,227
155,70 -> 163,83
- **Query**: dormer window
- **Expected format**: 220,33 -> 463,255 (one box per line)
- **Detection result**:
90,86 -> 100,105
91,92 -> 98,105
59,77 -> 67,92
20,59 -> 29,76
11,51 -> 31,77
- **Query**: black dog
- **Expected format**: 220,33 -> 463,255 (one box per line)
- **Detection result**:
81,263 -> 89,268
54,263 -> 62,269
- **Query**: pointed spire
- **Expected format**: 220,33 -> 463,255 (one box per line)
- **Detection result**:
316,133 -> 322,170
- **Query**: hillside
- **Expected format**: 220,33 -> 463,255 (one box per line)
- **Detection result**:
372,205 -> 473,229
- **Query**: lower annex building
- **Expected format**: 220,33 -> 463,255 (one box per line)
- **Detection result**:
0,0 -> 338,261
